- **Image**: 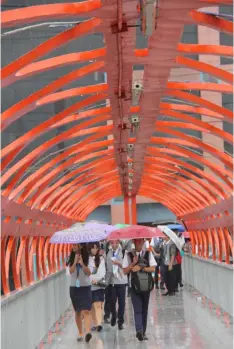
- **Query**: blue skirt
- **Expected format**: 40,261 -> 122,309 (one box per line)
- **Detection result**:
92,289 -> 105,303
70,286 -> 92,312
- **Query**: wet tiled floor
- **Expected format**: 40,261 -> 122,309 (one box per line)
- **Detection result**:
48,287 -> 233,349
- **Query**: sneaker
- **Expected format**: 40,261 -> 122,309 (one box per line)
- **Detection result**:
77,337 -> 83,342
104,318 -> 110,324
85,333 -> 92,343
136,331 -> 144,341
118,324 -> 124,330
97,326 -> 103,332
155,284 -> 159,289
111,317 -> 116,327
162,292 -> 170,296
143,334 -> 148,340
180,283 -> 183,287
160,284 -> 165,290
91,326 -> 97,331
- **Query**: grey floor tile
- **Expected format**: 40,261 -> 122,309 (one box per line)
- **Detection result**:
47,288 -> 233,349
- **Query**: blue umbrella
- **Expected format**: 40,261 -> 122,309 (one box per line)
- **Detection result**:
167,224 -> 185,232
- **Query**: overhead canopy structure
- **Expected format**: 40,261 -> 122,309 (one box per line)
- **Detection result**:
1,0 -> 233,295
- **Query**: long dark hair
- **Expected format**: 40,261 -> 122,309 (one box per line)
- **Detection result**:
88,242 -> 101,268
66,250 -> 75,267
66,244 -> 89,267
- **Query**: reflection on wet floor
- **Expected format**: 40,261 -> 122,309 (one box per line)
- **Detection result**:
48,287 -> 233,349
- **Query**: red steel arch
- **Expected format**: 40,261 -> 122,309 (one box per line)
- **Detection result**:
1,0 -> 233,296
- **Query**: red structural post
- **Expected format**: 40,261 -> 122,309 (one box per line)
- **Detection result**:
124,196 -> 130,224
131,196 -> 137,225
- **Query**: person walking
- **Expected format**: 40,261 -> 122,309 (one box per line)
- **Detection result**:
102,240 -> 111,323
89,242 -> 106,332
106,240 -> 127,330
66,244 -> 93,343
123,238 -> 156,341
175,248 -> 183,291
163,236 -> 177,296
151,239 -> 165,290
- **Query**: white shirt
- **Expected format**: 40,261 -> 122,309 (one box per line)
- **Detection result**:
122,250 -> 157,269
70,256 -> 94,287
90,257 -> 106,284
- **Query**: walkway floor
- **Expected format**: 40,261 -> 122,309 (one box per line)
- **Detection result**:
48,287 -> 233,349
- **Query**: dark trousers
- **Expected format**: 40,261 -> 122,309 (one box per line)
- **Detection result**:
104,287 -> 110,319
164,265 -> 176,294
108,284 -> 126,325
131,290 -> 150,334
174,264 -> 182,289
160,263 -> 166,284
127,274 -> 131,295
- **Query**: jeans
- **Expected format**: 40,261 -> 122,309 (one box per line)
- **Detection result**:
108,284 -> 126,325
155,259 -> 165,286
131,290 -> 150,334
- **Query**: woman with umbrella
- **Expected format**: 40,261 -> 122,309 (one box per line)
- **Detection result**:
66,244 -> 93,343
88,242 -> 106,332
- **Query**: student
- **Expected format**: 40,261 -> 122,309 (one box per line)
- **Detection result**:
163,235 -> 177,296
89,242 -> 106,332
175,248 -> 183,291
151,239 -> 165,289
123,238 -> 156,341
101,240 -> 111,323
106,240 -> 127,330
66,244 -> 93,343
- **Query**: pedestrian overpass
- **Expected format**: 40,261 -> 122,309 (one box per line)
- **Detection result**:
1,0 -> 233,348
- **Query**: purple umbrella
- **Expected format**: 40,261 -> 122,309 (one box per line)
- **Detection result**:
50,222 -> 115,244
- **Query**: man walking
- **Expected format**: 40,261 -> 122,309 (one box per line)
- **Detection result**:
106,240 -> 127,330
163,235 -> 177,296
123,238 -> 156,341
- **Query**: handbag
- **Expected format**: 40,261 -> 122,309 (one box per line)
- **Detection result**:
97,278 -> 108,288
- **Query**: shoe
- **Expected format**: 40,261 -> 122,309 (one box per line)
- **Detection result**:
111,317 -> 116,327
97,326 -> 103,332
162,292 -> 170,296
169,292 -> 175,296
180,283 -> 183,287
143,334 -> 148,340
175,288 -> 179,292
160,284 -> 165,290
85,333 -> 92,343
136,331 -> 144,341
77,337 -> 83,342
91,326 -> 97,331
104,318 -> 110,324
118,324 -> 124,330
155,284 -> 159,289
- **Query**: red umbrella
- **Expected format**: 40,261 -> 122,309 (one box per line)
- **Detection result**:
183,231 -> 190,238
108,225 -> 164,240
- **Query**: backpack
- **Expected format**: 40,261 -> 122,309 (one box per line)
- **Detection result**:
128,251 -> 154,294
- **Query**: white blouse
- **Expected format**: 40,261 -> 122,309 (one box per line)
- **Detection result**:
89,256 -> 106,290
